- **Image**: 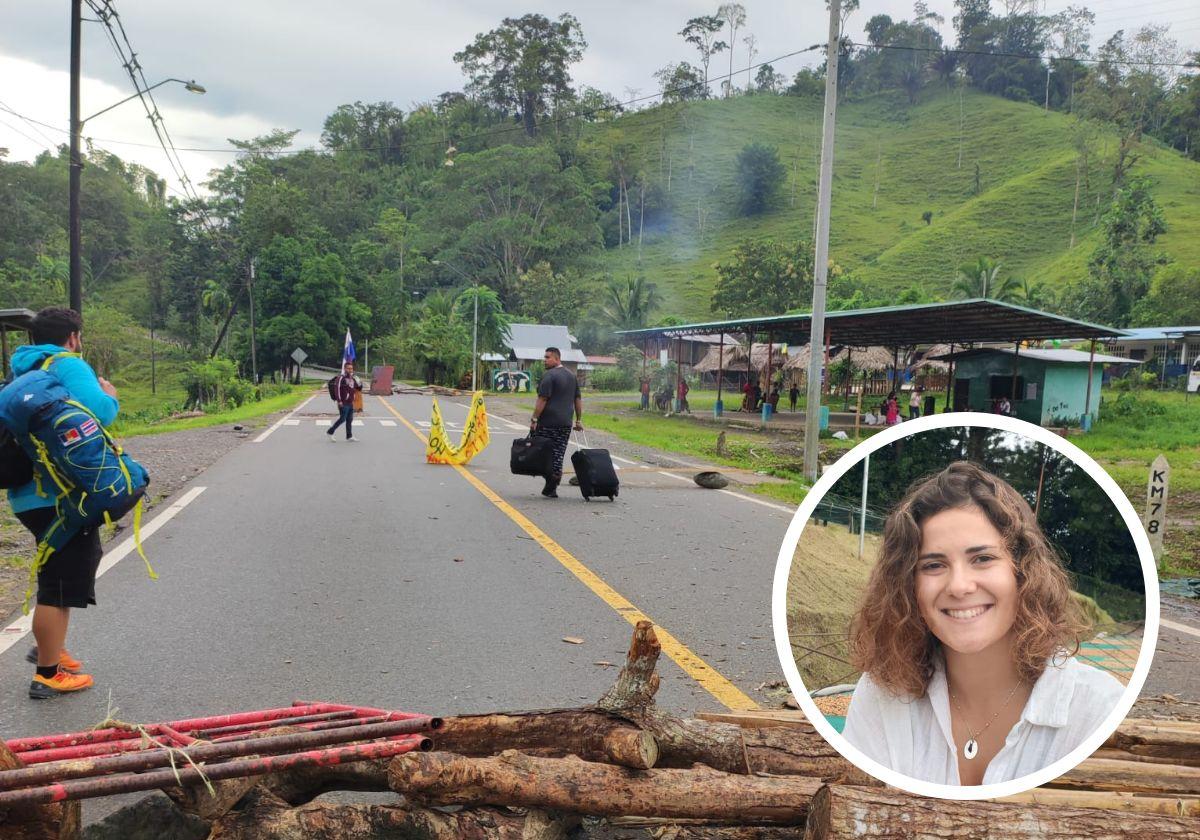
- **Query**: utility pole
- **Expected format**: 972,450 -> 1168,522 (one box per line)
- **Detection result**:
803,0 -> 841,482
472,283 -> 479,392
69,0 -> 83,313
248,259 -> 258,385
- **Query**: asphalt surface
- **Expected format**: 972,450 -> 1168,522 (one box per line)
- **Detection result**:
0,392 -> 792,774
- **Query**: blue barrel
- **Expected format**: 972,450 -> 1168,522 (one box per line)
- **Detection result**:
819,405 -> 830,431
1080,413 -> 1093,432
762,402 -> 773,421
714,398 -> 723,418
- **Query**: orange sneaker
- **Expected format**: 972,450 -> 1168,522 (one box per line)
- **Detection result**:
29,669 -> 94,699
25,647 -> 84,673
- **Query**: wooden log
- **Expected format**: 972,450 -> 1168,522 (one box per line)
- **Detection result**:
388,750 -> 819,823
1105,720 -> 1200,766
207,787 -> 578,840
1093,747 -> 1200,769
0,739 -> 81,840
597,619 -> 662,709
261,760 -> 389,807
743,727 -> 877,785
804,784 -> 1200,839
1052,757 -> 1200,795
994,787 -> 1200,817
436,710 -> 658,769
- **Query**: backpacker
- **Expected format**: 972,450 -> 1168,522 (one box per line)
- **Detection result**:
0,352 -> 153,610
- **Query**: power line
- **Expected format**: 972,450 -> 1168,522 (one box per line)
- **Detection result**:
6,44 -> 826,160
0,98 -> 61,148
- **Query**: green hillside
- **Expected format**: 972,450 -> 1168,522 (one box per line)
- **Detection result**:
595,87 -> 1200,320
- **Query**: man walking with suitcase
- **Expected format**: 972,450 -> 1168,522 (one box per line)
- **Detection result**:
529,347 -> 582,498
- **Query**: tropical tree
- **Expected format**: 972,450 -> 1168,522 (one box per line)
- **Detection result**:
717,3 -> 747,96
735,143 -> 785,214
453,13 -> 588,137
602,275 -> 662,332
201,279 -> 232,343
712,239 -> 816,317
453,285 -> 512,355
654,62 -> 706,102
1010,277 -> 1053,310
679,15 -> 727,96
952,257 -> 1016,300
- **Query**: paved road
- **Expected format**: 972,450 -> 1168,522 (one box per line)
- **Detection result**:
0,391 -> 792,756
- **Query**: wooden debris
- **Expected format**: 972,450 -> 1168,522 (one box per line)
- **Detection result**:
803,784 -> 1200,838
388,750 -> 820,824
207,787 -> 577,840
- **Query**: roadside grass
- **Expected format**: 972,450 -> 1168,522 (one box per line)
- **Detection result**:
110,387 -> 312,437
595,88 -> 1200,318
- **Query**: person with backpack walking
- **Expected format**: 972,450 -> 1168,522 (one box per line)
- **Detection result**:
529,347 -> 582,498
6,308 -> 118,698
326,361 -> 363,441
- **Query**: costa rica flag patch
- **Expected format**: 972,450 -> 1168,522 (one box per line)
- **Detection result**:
80,419 -> 99,437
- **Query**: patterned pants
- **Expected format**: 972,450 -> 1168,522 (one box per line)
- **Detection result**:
534,425 -> 571,477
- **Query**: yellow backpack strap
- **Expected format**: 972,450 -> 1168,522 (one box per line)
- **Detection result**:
40,351 -> 82,370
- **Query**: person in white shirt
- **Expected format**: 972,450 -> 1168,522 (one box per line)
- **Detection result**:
841,461 -> 1125,786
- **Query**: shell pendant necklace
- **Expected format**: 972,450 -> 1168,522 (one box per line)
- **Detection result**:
949,679 -> 1023,760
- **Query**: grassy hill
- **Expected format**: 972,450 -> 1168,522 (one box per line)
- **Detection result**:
593,86 -> 1200,320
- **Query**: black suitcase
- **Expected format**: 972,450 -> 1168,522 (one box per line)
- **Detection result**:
571,448 -> 619,501
511,434 -> 554,476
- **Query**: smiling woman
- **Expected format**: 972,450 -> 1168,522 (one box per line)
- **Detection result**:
840,462 -> 1125,786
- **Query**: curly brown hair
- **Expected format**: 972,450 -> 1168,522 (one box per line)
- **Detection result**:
848,461 -> 1088,700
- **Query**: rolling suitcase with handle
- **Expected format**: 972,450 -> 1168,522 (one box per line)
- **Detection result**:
571,431 -> 618,501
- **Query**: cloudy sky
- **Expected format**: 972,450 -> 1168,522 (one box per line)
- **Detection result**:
2,1 -> 1197,196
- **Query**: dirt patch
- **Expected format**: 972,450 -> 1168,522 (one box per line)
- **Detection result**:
785,522 -> 878,691
0,423 -> 262,626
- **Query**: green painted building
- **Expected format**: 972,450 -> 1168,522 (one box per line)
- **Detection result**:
939,348 -> 1139,426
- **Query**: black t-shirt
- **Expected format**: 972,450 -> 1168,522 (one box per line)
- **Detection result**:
537,365 -> 580,428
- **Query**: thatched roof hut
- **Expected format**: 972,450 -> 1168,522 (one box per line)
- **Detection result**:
692,342 -> 748,373
783,345 -> 897,371
912,344 -> 952,371
749,343 -> 789,372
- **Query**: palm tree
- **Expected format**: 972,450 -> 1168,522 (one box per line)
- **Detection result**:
953,257 -> 1017,300
602,275 -> 662,332
1010,277 -> 1053,311
927,48 -> 959,85
201,279 -> 231,344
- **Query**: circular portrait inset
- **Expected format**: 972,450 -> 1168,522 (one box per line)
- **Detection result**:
773,414 -> 1158,799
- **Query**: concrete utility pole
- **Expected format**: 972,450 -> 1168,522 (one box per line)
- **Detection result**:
69,0 -> 83,313
803,0 -> 841,482
248,260 -> 258,385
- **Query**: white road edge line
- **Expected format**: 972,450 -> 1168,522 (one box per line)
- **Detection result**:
254,394 -> 317,443
654,470 -> 794,514
1161,618 -> 1200,639
0,485 -> 208,656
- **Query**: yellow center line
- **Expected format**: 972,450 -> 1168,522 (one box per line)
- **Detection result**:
376,395 -> 759,711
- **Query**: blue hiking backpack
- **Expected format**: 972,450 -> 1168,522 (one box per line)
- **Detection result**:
0,352 -> 153,610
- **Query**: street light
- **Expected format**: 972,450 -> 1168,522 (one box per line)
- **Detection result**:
69,76 -> 205,313
431,260 -> 479,392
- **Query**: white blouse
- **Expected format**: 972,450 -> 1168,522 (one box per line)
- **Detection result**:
841,655 -> 1125,785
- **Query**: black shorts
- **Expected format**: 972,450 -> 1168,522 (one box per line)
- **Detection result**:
15,508 -> 102,609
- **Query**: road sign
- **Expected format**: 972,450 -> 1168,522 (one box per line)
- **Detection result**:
290,347 -> 308,365
1145,454 -> 1169,569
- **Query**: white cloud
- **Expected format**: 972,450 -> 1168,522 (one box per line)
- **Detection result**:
0,53 -> 281,196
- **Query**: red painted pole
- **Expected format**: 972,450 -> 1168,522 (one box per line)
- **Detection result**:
0,717 -> 437,790
0,736 -> 430,807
